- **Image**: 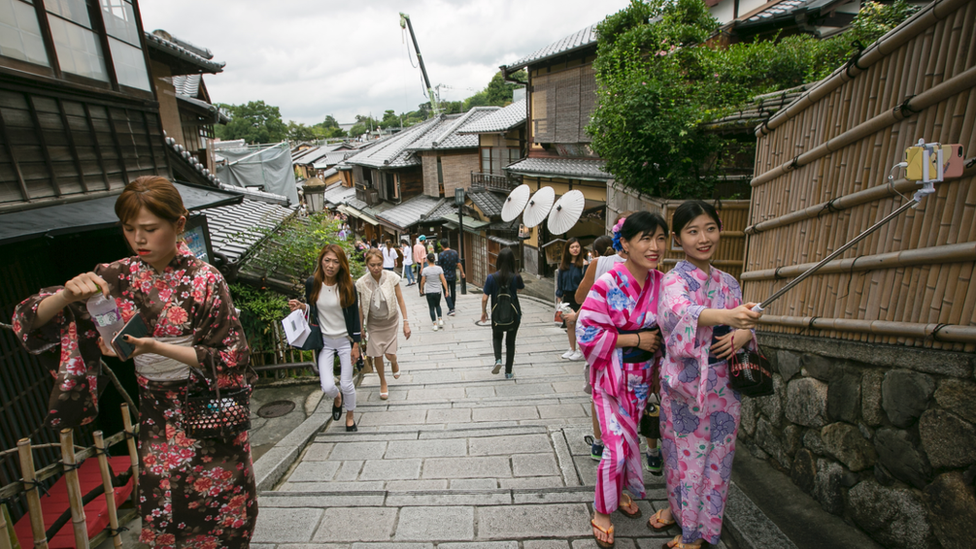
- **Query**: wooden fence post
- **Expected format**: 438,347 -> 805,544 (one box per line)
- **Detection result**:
59,429 -> 89,549
0,501 -> 13,549
120,404 -> 139,506
17,439 -> 48,549
92,431 -> 122,548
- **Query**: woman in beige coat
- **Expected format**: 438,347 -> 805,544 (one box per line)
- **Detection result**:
357,248 -> 411,399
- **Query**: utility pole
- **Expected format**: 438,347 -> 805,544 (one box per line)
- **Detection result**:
399,12 -> 440,117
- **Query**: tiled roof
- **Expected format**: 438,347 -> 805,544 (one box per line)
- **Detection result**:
458,99 -> 526,134
346,197 -> 369,211
468,189 -> 506,217
344,118 -> 442,169
312,150 -> 357,169
205,198 -> 295,263
323,184 -> 356,206
421,199 -> 457,222
165,136 -> 223,187
703,84 -> 812,131
506,157 -> 609,181
217,183 -> 289,206
408,108 -> 499,151
376,195 -> 444,230
171,74 -> 201,97
736,0 -> 847,29
503,23 -> 599,71
176,95 -> 227,124
144,32 -> 225,74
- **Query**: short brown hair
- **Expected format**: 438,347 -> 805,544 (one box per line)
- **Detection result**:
363,248 -> 383,265
115,176 -> 188,226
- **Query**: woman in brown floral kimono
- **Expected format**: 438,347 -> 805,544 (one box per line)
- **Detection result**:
12,176 -> 258,549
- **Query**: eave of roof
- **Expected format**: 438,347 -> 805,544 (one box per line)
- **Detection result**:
458,99 -> 526,134
144,32 -> 225,74
502,23 -> 599,72
506,157 -> 610,182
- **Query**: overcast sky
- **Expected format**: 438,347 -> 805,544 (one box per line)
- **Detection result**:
137,0 -> 630,126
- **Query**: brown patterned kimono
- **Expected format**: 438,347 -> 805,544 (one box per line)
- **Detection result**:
13,243 -> 258,549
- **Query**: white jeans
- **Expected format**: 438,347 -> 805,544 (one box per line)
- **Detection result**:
318,335 -> 356,411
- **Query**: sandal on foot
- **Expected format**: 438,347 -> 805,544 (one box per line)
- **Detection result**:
392,363 -> 400,379
591,518 -> 614,548
662,535 -> 700,549
647,508 -> 676,531
379,391 -> 389,400
619,495 -> 642,519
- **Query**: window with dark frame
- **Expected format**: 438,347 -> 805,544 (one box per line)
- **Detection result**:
0,0 -> 152,95
480,146 -> 519,175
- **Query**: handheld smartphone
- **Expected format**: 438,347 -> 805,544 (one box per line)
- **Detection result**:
111,314 -> 149,361
905,144 -> 965,181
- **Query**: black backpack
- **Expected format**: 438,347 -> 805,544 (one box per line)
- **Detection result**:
490,274 -> 518,329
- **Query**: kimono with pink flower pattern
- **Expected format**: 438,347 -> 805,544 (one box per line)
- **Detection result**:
12,243 -> 257,549
577,262 -> 663,515
659,260 -> 751,545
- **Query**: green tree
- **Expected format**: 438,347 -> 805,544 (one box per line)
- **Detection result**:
287,121 -> 317,142
216,100 -> 288,144
379,109 -> 401,129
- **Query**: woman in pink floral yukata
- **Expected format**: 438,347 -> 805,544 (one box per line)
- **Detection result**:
12,176 -> 257,549
649,200 -> 762,549
576,211 -> 668,548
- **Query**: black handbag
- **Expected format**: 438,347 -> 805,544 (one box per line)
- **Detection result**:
639,399 -> 661,439
729,346 -> 774,397
619,328 -> 661,364
183,360 -> 252,440
299,305 -> 324,352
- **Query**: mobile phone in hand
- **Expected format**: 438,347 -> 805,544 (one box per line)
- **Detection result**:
111,314 -> 149,361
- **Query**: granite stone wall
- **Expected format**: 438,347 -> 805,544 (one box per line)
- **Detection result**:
739,333 -> 976,549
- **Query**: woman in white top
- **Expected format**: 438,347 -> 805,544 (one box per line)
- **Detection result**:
289,244 -> 362,432
357,249 -> 411,400
401,239 -> 416,286
382,239 -> 398,271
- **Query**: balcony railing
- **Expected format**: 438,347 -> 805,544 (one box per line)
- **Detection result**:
471,172 -> 519,192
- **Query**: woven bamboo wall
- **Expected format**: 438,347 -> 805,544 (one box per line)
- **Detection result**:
606,182 -> 749,278
742,0 -> 976,352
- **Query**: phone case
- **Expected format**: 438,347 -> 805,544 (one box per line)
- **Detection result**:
112,314 -> 149,361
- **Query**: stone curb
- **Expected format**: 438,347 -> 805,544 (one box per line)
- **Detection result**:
723,482 -> 798,549
253,369 -> 365,491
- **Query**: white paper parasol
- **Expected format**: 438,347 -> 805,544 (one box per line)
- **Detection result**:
521,186 -> 555,228
500,184 -> 531,222
547,190 -> 585,235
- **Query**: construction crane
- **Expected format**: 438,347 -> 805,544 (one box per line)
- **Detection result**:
399,12 -> 440,117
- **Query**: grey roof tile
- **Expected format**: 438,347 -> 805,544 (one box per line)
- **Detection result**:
376,195 -> 444,230
408,108 -> 499,151
506,157 -> 609,180
421,199 -> 456,222
171,74 -> 201,97
458,99 -> 526,134
344,118 -> 442,169
323,184 -> 355,206
205,198 -> 294,263
503,23 -> 599,71
144,31 -> 225,73
467,189 -> 506,217
312,150 -> 357,169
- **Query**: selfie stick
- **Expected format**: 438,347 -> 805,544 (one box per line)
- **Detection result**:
752,140 -> 943,314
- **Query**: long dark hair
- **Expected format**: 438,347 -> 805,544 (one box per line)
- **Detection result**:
671,200 -> 721,237
495,247 -> 517,287
310,244 -> 355,308
559,237 -> 585,271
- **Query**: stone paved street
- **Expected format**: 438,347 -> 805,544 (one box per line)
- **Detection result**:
251,279 -> 730,548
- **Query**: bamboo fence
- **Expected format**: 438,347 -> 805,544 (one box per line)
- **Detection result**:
742,0 -> 976,351
0,404 -> 139,549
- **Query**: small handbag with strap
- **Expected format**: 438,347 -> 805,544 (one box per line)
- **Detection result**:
727,332 -> 774,398
183,358 -> 252,440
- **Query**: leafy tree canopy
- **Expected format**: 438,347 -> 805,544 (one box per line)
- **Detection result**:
216,100 -> 288,144
588,0 -> 918,198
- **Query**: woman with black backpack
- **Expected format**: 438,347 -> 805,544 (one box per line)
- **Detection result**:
480,247 -> 524,379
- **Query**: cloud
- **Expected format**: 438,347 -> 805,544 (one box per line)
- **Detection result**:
137,0 -> 630,124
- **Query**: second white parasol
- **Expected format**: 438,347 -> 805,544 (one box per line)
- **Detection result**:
500,184 -> 531,222
547,190 -> 585,235
521,186 -> 555,228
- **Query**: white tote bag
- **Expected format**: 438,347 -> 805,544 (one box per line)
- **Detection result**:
282,308 -> 311,347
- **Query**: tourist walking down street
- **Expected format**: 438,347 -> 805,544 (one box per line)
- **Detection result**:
382,239 -> 398,271
414,236 -> 427,295
652,200 -> 762,548
420,253 -> 449,331
357,249 -> 412,400
13,176 -> 258,547
556,237 -> 587,361
401,239 -> 416,285
480,247 -> 524,379
576,211 -> 668,548
291,244 -> 362,432
437,238 -> 465,315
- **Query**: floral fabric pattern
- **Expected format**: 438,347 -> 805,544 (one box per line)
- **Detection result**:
659,260 -> 750,545
12,243 -> 257,548
576,263 -> 663,515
